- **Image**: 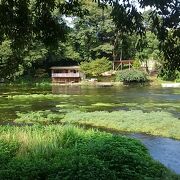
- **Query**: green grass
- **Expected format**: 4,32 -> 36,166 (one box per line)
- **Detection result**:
14,110 -> 180,140
0,125 -> 179,179
7,94 -> 73,100
15,111 -> 65,125
62,110 -> 180,139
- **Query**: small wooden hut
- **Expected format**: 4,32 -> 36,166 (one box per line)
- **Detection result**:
50,66 -> 85,83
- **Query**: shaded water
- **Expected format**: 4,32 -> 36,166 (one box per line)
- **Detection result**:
0,84 -> 180,173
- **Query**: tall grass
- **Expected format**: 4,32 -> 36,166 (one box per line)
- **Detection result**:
62,110 -> 180,139
0,125 -> 178,179
15,110 -> 180,139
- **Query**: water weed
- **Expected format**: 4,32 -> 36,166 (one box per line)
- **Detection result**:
14,110 -> 180,139
7,94 -> 72,100
62,110 -> 180,140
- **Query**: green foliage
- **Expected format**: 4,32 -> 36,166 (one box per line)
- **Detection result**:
0,0 -> 83,48
159,68 -> 179,81
0,140 -> 19,167
80,57 -> 111,77
8,94 -> 71,100
0,125 -> 178,179
15,111 -> 64,125
13,109 -> 180,140
0,0 -> 84,79
158,31 -> 180,80
69,1 -> 115,61
0,0 -> 179,80
0,40 -> 23,79
116,69 -> 148,83
111,2 -> 144,35
132,59 -> 141,69
175,71 -> 180,82
63,110 -> 180,140
135,31 -> 161,61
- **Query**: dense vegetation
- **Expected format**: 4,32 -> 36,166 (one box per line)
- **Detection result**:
0,0 -> 179,81
116,69 -> 148,83
80,57 -> 111,77
0,125 -> 179,179
0,0 -> 179,178
14,109 -> 180,140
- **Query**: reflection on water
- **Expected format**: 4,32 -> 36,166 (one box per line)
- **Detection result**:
52,85 -> 180,116
131,134 -> 180,174
0,85 -> 180,121
52,85 -> 83,95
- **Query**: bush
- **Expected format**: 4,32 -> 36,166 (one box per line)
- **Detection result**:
80,57 -> 111,77
132,59 -> 141,69
175,70 -> 180,82
0,125 -> 178,179
116,69 -> 148,83
158,67 -> 180,81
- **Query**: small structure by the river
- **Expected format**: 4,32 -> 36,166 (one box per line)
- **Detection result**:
51,66 -> 85,83
113,60 -> 133,70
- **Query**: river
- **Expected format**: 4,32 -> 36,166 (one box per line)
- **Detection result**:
0,84 -> 180,174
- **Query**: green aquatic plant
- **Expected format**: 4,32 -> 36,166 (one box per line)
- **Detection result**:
62,110 -> 180,140
14,110 -> 180,140
0,125 -> 178,179
7,94 -> 73,100
15,111 -> 64,125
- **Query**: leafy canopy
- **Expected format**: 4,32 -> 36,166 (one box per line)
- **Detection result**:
80,57 -> 111,77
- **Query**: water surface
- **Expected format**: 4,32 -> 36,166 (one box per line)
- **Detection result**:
0,84 -> 180,173
131,134 -> 180,174
0,85 -> 180,122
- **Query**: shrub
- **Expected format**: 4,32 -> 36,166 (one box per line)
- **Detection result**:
175,70 -> 180,82
80,57 -> 111,77
116,69 -> 148,83
132,59 -> 141,69
0,125 -> 178,179
158,68 -> 180,81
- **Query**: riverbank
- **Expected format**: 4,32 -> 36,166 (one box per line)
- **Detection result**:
1,84 -> 180,178
1,76 -> 178,88
0,125 -> 179,179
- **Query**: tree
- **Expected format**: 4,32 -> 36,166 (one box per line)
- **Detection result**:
69,0 -> 114,61
135,31 -> 162,73
0,0 -> 85,79
0,0 -> 179,80
96,0 -> 180,79
80,57 -> 111,77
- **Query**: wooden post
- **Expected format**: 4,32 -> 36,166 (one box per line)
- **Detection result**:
113,61 -> 115,70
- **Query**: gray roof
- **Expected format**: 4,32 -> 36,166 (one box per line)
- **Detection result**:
50,66 -> 80,70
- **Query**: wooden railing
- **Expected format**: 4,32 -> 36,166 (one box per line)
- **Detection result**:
113,60 -> 134,70
52,72 -> 83,78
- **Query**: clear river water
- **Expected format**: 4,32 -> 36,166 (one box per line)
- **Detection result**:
0,84 -> 180,174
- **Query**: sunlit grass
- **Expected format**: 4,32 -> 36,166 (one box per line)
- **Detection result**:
62,110 -> 180,139
0,125 -> 178,179
14,110 -> 180,140
7,94 -> 73,100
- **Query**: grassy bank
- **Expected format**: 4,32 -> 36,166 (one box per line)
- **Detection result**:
0,125 -> 179,179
